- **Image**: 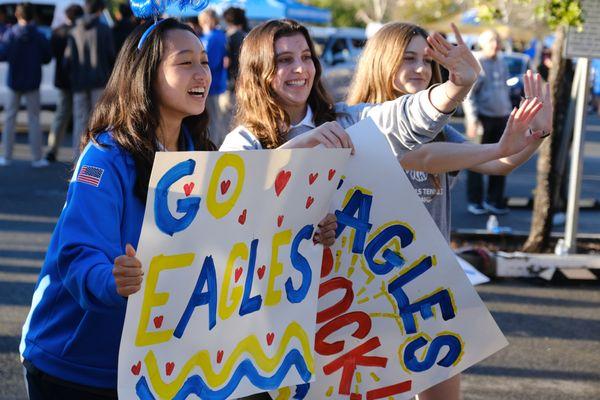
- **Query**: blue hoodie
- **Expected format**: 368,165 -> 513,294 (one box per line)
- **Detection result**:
0,23 -> 51,91
20,131 -> 193,388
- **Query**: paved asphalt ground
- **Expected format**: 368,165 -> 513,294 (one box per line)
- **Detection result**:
0,111 -> 598,399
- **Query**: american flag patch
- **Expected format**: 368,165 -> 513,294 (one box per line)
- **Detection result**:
76,165 -> 104,187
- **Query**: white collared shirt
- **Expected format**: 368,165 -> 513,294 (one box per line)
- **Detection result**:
290,106 -> 316,129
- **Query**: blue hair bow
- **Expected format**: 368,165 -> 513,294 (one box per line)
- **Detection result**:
132,0 -> 211,50
130,0 -> 210,19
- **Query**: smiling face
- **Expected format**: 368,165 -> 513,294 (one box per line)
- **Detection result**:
270,33 -> 316,120
393,35 -> 433,95
154,29 -> 211,125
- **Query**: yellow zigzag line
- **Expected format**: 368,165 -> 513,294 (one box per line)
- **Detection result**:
144,321 -> 314,399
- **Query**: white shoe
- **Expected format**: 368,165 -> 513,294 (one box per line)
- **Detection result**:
31,158 -> 50,168
0,157 -> 11,167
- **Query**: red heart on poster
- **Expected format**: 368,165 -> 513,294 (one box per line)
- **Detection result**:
153,315 -> 163,329
257,265 -> 266,279
277,215 -> 284,227
308,172 -> 318,185
328,169 -> 336,181
220,180 -> 231,195
217,350 -> 224,364
305,196 -> 314,209
183,182 -> 194,196
238,209 -> 247,225
165,362 -> 175,376
274,170 -> 291,196
234,267 -> 243,283
266,332 -> 275,345
131,361 -> 141,375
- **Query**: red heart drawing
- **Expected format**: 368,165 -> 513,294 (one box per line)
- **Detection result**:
238,209 -> 247,225
220,180 -> 231,195
257,265 -> 266,279
274,170 -> 291,197
277,215 -> 284,227
234,267 -> 243,283
266,332 -> 275,345
165,362 -> 175,376
183,182 -> 194,196
305,196 -> 314,209
153,315 -> 163,329
217,350 -> 224,364
328,169 -> 336,181
131,361 -> 141,375
308,172 -> 318,185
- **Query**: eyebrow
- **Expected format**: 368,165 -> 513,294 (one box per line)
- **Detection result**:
172,49 -> 207,57
275,48 -> 311,57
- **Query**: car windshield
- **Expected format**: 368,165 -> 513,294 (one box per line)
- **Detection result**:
503,56 -> 528,76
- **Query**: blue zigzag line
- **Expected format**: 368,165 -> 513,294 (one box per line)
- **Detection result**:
136,349 -> 311,400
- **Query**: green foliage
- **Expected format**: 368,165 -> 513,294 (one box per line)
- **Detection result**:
539,0 -> 583,30
306,0 -> 364,27
474,0 -> 583,29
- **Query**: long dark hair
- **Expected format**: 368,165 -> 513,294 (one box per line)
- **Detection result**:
235,19 -> 336,148
83,18 -> 214,202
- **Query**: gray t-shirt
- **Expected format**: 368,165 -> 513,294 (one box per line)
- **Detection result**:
400,126 -> 466,241
463,52 -> 512,121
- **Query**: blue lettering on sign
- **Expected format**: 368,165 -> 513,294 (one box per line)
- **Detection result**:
334,190 -> 373,253
154,159 -> 201,236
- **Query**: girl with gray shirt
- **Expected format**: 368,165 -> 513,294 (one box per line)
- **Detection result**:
346,21 -> 551,400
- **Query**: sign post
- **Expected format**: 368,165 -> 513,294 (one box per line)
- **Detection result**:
563,0 -> 600,253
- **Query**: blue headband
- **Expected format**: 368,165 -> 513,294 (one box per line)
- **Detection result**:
137,18 -> 167,50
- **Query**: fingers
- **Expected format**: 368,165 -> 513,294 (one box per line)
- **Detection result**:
315,213 -> 338,247
423,44 -> 446,65
523,70 -> 532,99
113,250 -> 143,297
126,243 -> 136,257
450,23 -> 465,46
426,36 -> 449,59
329,122 -> 355,154
318,213 -> 336,227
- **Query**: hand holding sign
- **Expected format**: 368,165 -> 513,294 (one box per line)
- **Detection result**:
113,244 -> 143,297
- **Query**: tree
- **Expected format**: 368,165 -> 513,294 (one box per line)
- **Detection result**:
474,0 -> 583,252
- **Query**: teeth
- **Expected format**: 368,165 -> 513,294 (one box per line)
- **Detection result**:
286,79 -> 306,86
188,87 -> 206,96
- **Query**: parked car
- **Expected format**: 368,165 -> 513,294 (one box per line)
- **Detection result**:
308,26 -> 366,70
503,52 -> 531,108
0,0 -> 85,110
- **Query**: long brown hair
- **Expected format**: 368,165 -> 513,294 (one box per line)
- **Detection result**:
347,22 -> 442,105
83,18 -> 214,202
234,19 -> 336,148
348,22 -> 445,189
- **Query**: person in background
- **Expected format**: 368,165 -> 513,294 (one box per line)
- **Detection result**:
198,8 -> 228,147
463,29 -> 513,215
112,3 -> 137,54
0,2 -> 51,167
65,0 -> 115,160
223,6 -> 248,92
0,7 -> 10,36
45,3 -> 84,163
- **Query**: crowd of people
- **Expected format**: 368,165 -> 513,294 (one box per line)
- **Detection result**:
2,1 -> 556,399
0,0 -> 247,165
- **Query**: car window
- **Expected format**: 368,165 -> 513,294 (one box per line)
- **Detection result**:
503,56 -> 527,76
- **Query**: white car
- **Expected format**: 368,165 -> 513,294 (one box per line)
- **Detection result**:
0,0 -> 85,110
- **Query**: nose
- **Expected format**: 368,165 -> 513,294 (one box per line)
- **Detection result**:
292,57 -> 304,73
194,65 -> 211,82
415,61 -> 425,73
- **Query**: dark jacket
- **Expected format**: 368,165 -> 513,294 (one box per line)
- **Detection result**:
65,14 -> 115,92
0,23 -> 51,91
51,23 -> 74,89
